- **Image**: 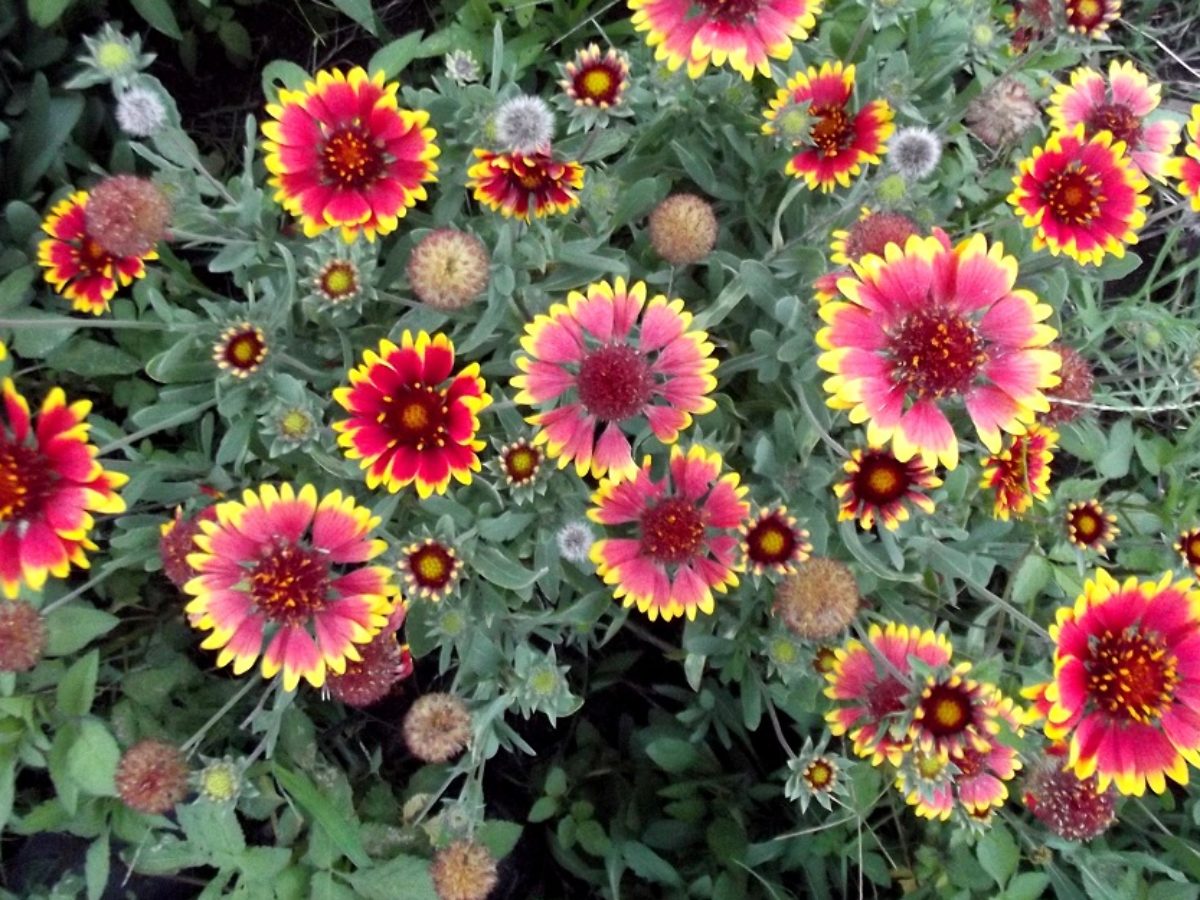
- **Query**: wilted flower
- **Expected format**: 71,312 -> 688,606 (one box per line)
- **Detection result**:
430,839 -> 498,900
84,174 -> 171,258
1041,344 -> 1094,424
403,693 -> 472,763
327,605 -> 414,708
773,557 -> 860,640
648,193 -> 718,265
829,208 -> 920,266
444,49 -> 481,86
116,740 -> 189,815
888,126 -> 942,180
115,86 -> 168,137
0,601 -> 47,672
159,505 -> 218,589
1023,751 -> 1117,841
494,95 -> 555,154
965,78 -> 1039,148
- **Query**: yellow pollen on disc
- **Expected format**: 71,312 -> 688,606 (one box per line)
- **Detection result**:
417,554 -> 447,581
757,528 -> 786,556
582,68 -> 614,98
232,339 -> 257,364
508,449 -> 536,477
401,403 -> 429,430
916,753 -> 945,779
324,266 -> 356,295
867,467 -> 900,494
518,173 -> 542,190
1077,0 -> 1099,15
805,761 -> 833,787
934,697 -> 966,728
1077,514 -> 1099,537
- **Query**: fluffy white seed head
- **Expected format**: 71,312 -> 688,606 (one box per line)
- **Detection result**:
889,126 -> 942,180
556,521 -> 594,564
494,95 -> 555,155
115,86 -> 168,138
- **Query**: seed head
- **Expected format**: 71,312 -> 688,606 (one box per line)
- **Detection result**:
115,87 -> 168,137
407,229 -> 490,310
889,127 -> 942,180
0,601 -> 48,672
115,739 -> 189,815
648,193 -> 718,266
84,175 -> 171,257
1023,754 -> 1116,841
430,839 -> 498,900
1041,344 -> 1093,425
494,95 -> 555,154
773,557 -> 860,640
556,521 -> 594,564
445,50 -> 481,86
966,78 -> 1040,148
403,693 -> 472,764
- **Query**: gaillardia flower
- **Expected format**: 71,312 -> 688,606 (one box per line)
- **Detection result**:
589,445 -> 749,622
327,603 -> 413,707
400,538 -> 461,600
1033,570 -> 1200,795
648,193 -> 718,266
262,67 -> 439,241
496,438 -> 542,489
980,423 -> 1057,520
1023,751 -> 1116,841
213,323 -> 268,378
1048,61 -> 1180,182
1042,343 -> 1094,424
825,623 -> 953,765
1008,125 -> 1150,266
1065,500 -> 1119,555
1167,104 -> 1200,211
834,445 -> 940,531
512,278 -> 718,482
185,485 -> 396,691
628,0 -> 822,81
333,332 -> 491,498
741,506 -> 811,575
467,148 -> 583,221
560,44 -> 631,110
1174,527 -> 1200,574
0,379 -> 127,598
37,191 -> 156,315
762,62 -> 893,192
0,601 -> 47,672
829,208 -> 920,266
407,229 -> 490,311
160,505 -> 218,589
909,665 -> 1008,760
1065,0 -> 1121,35
817,232 -> 1061,469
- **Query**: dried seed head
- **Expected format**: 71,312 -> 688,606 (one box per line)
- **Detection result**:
403,693 -> 472,763
84,175 -> 171,257
115,739 -> 189,814
648,193 -> 718,265
773,557 -> 860,640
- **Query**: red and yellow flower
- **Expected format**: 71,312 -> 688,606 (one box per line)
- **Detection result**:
400,538 -> 461,600
467,149 -> 583,221
1009,125 -> 1150,266
560,44 -> 630,109
1065,500 -> 1119,554
1167,104 -> 1200,212
0,379 -> 127,598
824,623 -> 954,765
909,666 -> 1008,760
1066,0 -> 1121,35
1174,527 -> 1200,574
184,484 -> 396,692
1031,569 -> 1200,795
213,323 -> 268,378
628,0 -> 821,81
834,445 -> 940,531
980,423 -> 1057,520
512,278 -> 717,482
262,67 -> 439,241
762,62 -> 893,192
741,506 -> 811,575
817,232 -> 1061,470
588,445 -> 749,622
1048,61 -> 1180,182
333,332 -> 491,498
37,191 -> 156,315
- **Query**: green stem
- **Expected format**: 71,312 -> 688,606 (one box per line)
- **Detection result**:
181,679 -> 258,755
0,317 -> 184,331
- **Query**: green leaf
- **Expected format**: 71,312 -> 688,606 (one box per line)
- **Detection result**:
44,605 -> 120,657
346,854 -> 437,900
0,749 -> 17,833
1001,872 -> 1050,900
85,831 -> 110,900
622,841 -> 683,887
130,0 -> 183,38
645,737 -> 698,774
470,546 -> 541,591
261,60 -> 313,99
57,649 -> 99,717
10,74 -> 84,198
1010,555 -> 1051,606
65,717 -> 119,797
331,0 -> 378,34
477,820 -> 522,859
273,765 -> 370,868
0,266 -> 35,311
47,339 -> 143,376
27,0 -> 76,26
1096,419 -> 1134,479
977,824 -> 1019,887
368,32 -> 424,78
527,796 -> 559,823
179,802 -> 246,859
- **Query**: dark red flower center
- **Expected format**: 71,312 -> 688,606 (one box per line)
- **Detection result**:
1067,0 -> 1107,28
503,445 -> 540,483
844,212 -> 919,261
1069,506 -> 1102,541
574,62 -> 621,105
1085,103 -> 1142,147
696,0 -> 763,24
640,497 -> 705,564
382,385 -> 449,450
1042,165 -> 1102,225
1183,534 -> 1200,566
954,745 -> 986,779
1085,628 -> 1179,723
889,308 -> 987,398
746,514 -> 797,565
221,330 -> 267,371
865,676 -> 908,719
577,344 -> 654,422
249,541 -> 331,623
810,106 -> 856,156
77,237 -> 114,273
853,452 -> 911,506
322,126 -> 386,189
804,759 -> 835,789
408,543 -> 456,591
812,646 -> 837,674
0,440 -> 55,523
919,683 -> 973,736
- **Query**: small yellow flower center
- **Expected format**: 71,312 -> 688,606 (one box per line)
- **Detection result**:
200,764 -> 239,802
771,638 -> 798,664
581,69 -> 614,99
400,403 -> 429,430
96,41 -> 134,72
279,409 -> 313,439
1076,0 -> 1099,16
320,262 -> 358,299
757,528 -> 785,555
916,753 -> 946,779
417,553 -> 447,581
530,668 -> 558,696
804,759 -> 834,789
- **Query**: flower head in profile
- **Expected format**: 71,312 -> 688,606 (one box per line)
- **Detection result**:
629,0 -> 822,81
512,278 -> 718,482
262,67 -> 439,241
184,484 -> 397,691
213,323 -> 269,379
1167,104 -> 1200,212
37,191 -> 156,315
400,538 -> 462,600
830,208 -> 920,267
824,622 -> 954,765
1032,569 -> 1200,795
762,62 -> 893,192
1009,125 -> 1150,266
467,148 -> 584,221
494,95 -> 556,154
834,445 -> 941,531
741,506 -> 811,575
980,423 -> 1056,520
0,379 -> 127,598
1065,500 -> 1119,555
817,231 -> 1061,470
888,127 -> 942,180
1048,61 -> 1180,182
559,44 -> 632,123
589,445 -> 749,622
333,332 -> 491,498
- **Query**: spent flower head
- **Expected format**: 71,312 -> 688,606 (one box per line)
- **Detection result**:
889,126 -> 942,180
556,520 -> 594,564
444,49 -> 481,86
494,94 -> 555,154
115,85 -> 168,138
